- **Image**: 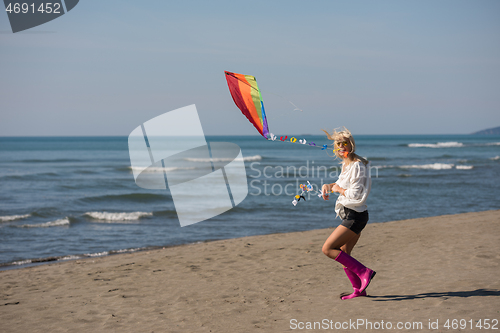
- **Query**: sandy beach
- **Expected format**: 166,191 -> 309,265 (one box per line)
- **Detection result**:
1,210 -> 499,332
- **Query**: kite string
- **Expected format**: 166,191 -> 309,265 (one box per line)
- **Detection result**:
226,73 -> 302,119
225,71 -> 302,118
260,89 -> 303,121
267,133 -> 335,152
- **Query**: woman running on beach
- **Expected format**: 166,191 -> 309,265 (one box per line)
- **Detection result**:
321,127 -> 375,300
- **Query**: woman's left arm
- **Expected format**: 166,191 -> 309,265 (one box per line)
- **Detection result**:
331,183 -> 346,196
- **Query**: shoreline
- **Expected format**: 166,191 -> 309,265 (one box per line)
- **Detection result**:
2,209 -> 499,271
1,210 -> 499,332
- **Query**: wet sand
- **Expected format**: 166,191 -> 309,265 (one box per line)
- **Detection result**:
1,210 -> 499,332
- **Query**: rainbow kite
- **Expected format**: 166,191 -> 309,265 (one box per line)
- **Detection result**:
224,71 -> 326,150
224,71 -> 270,139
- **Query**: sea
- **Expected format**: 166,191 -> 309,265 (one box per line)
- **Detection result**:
1,135 -> 499,269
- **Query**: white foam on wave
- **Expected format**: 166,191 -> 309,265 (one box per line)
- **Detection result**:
0,214 -> 31,222
456,165 -> 474,170
491,156 -> 500,160
113,247 -> 144,254
19,218 -> 70,228
12,259 -> 33,265
184,155 -> 262,162
408,142 -> 463,148
371,165 -> 391,169
85,211 -> 153,221
400,163 -> 454,170
85,251 -> 109,257
59,255 -> 82,261
362,163 -> 475,171
486,142 -> 500,146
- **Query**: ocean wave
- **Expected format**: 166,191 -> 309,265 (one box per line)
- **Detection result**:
2,246 -> 157,268
184,155 -> 262,162
59,255 -> 82,261
129,166 -> 196,173
400,163 -> 454,170
85,247 -> 155,257
19,217 -> 70,228
408,142 -> 463,148
373,163 -> 476,170
0,172 -> 59,180
154,209 -> 180,217
370,165 -> 391,169
73,170 -> 98,175
79,192 -> 170,203
485,142 -> 500,146
491,156 -> 500,160
111,247 -> 148,254
20,158 -> 81,163
30,207 -> 62,218
86,251 -> 109,257
0,214 -> 31,222
10,259 -> 33,266
85,211 -> 153,221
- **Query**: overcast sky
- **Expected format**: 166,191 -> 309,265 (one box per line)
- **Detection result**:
1,0 -> 499,136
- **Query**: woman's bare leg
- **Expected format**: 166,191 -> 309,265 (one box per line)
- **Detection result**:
341,232 -> 361,256
322,225 -> 358,259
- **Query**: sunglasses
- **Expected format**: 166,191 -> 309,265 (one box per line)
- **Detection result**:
336,141 -> 349,147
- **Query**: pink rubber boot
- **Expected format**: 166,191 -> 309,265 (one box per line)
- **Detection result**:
335,251 -> 376,293
340,267 -> 367,300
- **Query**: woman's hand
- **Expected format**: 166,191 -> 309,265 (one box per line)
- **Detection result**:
332,183 -> 346,196
321,184 -> 331,200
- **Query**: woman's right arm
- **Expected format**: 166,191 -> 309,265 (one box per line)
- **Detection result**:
321,183 -> 332,192
321,183 -> 336,200
322,164 -> 343,199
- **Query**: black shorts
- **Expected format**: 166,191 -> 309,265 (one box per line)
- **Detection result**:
339,206 -> 369,234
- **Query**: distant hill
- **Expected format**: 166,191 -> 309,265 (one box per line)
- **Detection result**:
471,126 -> 500,135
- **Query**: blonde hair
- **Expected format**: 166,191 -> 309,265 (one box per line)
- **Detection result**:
322,126 -> 369,165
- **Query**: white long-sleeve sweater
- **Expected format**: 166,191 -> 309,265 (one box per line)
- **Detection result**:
334,161 -> 371,214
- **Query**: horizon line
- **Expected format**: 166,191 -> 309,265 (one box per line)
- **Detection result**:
0,133 -> 491,138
